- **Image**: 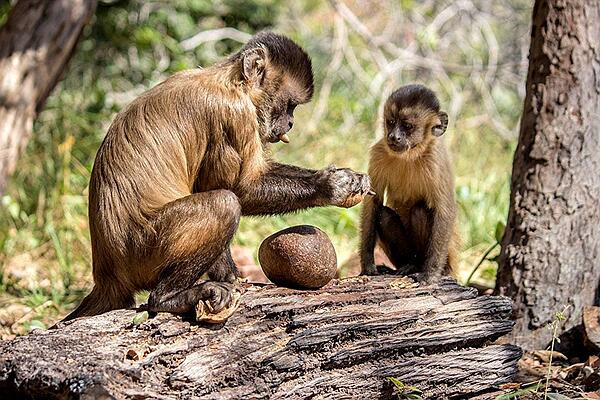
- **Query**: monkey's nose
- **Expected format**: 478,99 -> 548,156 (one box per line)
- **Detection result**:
388,134 -> 401,143
387,135 -> 408,152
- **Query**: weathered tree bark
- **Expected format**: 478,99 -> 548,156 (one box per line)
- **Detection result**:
496,0 -> 600,350
0,0 -> 97,193
0,277 -> 521,399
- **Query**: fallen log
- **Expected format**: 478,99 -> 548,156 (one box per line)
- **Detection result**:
0,276 -> 521,399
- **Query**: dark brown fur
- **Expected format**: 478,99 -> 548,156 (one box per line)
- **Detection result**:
65,32 -> 370,320
360,84 -> 459,282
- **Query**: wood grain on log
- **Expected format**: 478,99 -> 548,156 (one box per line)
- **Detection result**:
0,276 -> 521,399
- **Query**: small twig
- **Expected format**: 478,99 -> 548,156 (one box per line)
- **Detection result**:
180,28 -> 252,51
466,242 -> 499,285
330,0 -> 389,70
308,14 -> 346,131
544,306 -> 569,399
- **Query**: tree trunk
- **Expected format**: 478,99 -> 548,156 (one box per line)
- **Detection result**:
496,0 -> 600,351
0,0 -> 97,193
0,277 -> 521,399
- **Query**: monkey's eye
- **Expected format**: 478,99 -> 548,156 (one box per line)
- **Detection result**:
386,119 -> 395,126
401,121 -> 414,130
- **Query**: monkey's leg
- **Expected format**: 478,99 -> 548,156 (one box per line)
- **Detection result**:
208,247 -> 240,284
148,190 -> 241,314
376,206 -> 419,275
237,163 -> 370,215
408,203 -> 433,264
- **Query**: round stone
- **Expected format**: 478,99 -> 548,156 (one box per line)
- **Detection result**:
258,225 -> 337,289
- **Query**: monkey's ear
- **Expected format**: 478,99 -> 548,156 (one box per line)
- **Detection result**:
432,111 -> 448,137
242,47 -> 267,85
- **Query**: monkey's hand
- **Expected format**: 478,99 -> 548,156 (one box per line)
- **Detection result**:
413,270 -> 444,285
318,166 -> 371,208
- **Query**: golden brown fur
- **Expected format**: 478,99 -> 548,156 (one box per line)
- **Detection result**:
360,84 -> 459,281
90,68 -> 266,294
366,134 -> 460,271
65,32 -> 370,320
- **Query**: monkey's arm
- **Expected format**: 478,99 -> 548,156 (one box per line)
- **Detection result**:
237,163 -> 370,216
360,150 -> 388,275
423,195 -> 457,282
359,194 -> 383,275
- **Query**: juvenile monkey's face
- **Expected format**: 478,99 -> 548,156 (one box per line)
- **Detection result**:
383,102 -> 447,154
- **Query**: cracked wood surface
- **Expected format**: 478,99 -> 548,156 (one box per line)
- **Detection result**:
0,276 -> 521,399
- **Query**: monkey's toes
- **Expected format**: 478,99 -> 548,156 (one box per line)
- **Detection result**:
200,282 -> 234,312
375,264 -> 399,275
407,272 -> 431,285
362,264 -> 396,276
196,284 -> 242,324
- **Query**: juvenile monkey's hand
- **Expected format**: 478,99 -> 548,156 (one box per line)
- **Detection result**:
318,165 -> 371,208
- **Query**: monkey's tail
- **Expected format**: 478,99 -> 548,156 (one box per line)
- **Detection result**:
61,286 -> 134,322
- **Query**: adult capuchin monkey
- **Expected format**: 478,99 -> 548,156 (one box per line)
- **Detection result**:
64,32 -> 371,321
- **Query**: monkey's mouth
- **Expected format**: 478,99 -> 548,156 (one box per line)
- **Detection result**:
268,132 -> 291,144
387,141 -> 410,153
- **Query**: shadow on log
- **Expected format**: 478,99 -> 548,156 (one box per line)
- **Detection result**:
0,276 -> 521,399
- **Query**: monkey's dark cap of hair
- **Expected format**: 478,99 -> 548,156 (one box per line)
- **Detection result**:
390,84 -> 441,112
238,31 -> 314,98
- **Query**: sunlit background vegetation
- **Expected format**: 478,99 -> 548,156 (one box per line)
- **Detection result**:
0,0 -> 531,336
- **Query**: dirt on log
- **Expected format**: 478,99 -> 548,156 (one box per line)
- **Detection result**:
0,276 -> 521,399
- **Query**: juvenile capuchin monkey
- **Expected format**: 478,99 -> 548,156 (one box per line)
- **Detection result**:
64,32 -> 371,321
360,84 -> 459,283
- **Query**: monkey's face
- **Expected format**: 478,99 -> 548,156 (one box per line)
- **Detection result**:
265,87 -> 298,144
239,43 -> 313,145
384,110 -> 424,153
382,84 -> 449,155
259,72 -> 313,144
383,105 -> 448,154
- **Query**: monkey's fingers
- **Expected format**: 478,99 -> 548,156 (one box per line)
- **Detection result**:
353,173 -> 372,196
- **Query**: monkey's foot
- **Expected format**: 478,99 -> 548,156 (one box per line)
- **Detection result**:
394,264 -> 418,276
361,263 -> 395,276
195,286 -> 242,324
363,264 -> 401,276
408,272 -> 442,285
375,264 -> 399,275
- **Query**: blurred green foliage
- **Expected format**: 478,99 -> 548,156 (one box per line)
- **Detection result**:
0,0 -> 530,332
